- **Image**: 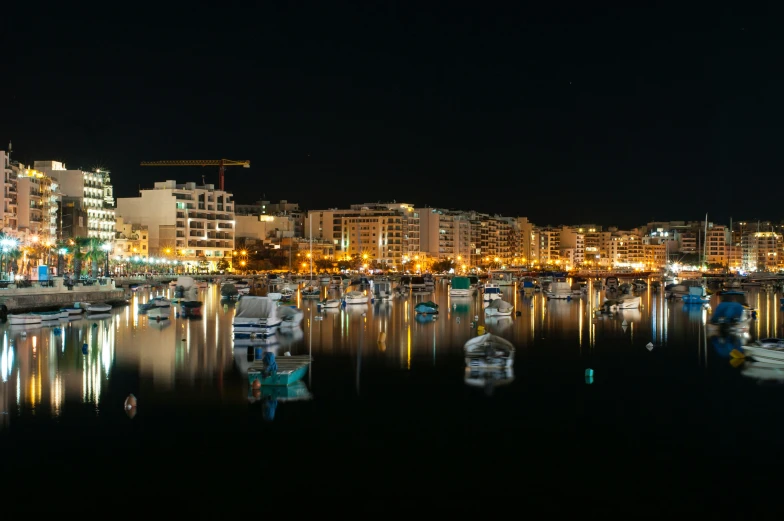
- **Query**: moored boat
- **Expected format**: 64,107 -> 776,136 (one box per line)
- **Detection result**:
247,352 -> 311,386
449,276 -> 472,297
8,313 -> 43,325
343,291 -> 368,305
414,301 -> 439,314
743,339 -> 784,364
464,333 -> 515,369
483,283 -> 502,302
233,296 -> 281,338
485,299 -> 513,317
85,303 -> 112,313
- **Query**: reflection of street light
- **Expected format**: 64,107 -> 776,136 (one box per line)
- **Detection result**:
101,242 -> 112,277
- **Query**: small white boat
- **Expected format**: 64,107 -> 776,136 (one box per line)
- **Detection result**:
464,333 -> 515,369
343,291 -> 368,305
60,306 -> 84,316
85,303 -> 112,313
485,299 -> 514,317
743,339 -> 784,364
611,295 -> 641,310
8,314 -> 43,325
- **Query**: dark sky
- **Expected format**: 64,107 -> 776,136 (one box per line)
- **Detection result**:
2,3 -> 781,228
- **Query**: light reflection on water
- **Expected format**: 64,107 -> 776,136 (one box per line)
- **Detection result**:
0,281 -> 782,429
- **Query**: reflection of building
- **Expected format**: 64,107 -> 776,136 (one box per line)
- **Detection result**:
116,180 -> 235,270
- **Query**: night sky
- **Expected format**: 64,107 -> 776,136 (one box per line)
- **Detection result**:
1,4 -> 781,228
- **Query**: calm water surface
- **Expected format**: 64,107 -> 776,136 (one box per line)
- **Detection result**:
3,279 -> 784,508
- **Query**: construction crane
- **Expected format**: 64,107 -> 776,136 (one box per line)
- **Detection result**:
139,159 -> 250,192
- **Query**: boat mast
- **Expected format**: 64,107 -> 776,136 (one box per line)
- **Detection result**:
702,213 -> 708,270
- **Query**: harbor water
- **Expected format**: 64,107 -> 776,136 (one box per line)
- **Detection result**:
2,280 -> 784,509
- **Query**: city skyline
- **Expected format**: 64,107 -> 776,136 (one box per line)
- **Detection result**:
1,4 -> 780,228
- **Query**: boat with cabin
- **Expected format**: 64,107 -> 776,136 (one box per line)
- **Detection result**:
483,283 -> 502,302
449,276 -> 472,297
374,280 -> 393,300
343,291 -> 368,305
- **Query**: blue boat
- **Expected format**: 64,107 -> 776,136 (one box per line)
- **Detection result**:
415,313 -> 437,324
682,286 -> 709,304
414,301 -> 439,314
247,353 -> 311,386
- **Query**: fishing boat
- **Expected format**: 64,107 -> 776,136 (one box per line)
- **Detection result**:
415,301 -> 439,314
483,283 -> 502,302
464,333 -> 515,369
233,296 -> 281,338
682,285 -> 709,304
7,313 -> 43,325
485,299 -> 513,317
742,339 -> 784,364
278,305 -> 304,330
301,284 -> 320,298
520,277 -> 536,295
449,276 -> 472,297
247,353 -> 311,386
280,285 -> 295,302
319,298 -> 341,309
709,291 -> 752,334
85,303 -> 112,313
60,306 -> 84,316
343,291 -> 368,305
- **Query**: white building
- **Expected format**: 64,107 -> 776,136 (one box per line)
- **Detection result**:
33,161 -> 115,242
116,180 -> 235,270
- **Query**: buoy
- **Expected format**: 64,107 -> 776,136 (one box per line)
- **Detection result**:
646,342 -> 654,351
251,379 -> 261,390
585,368 -> 594,377
585,375 -> 594,385
477,325 -> 485,334
729,349 -> 745,359
82,343 -> 88,354
124,393 -> 137,409
92,323 -> 98,328
378,331 -> 386,342
474,315 -> 479,321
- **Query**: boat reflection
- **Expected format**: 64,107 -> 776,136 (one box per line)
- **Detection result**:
740,362 -> 784,384
464,366 -> 514,395
248,380 -> 313,421
710,333 -> 748,358
485,315 -> 513,334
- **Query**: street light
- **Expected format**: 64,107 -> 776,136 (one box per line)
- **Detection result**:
0,237 -> 19,281
101,242 -> 112,277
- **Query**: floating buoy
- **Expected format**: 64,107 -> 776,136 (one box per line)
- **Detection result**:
124,393 -> 137,409
585,368 -> 594,377
646,342 -> 654,351
251,379 -> 261,390
82,343 -> 88,354
729,349 -> 745,359
585,375 -> 594,385
477,325 -> 485,334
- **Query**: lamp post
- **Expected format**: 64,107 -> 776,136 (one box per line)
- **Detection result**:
102,242 -> 112,277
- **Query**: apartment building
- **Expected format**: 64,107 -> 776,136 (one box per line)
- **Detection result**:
705,224 -> 730,266
33,161 -> 115,242
305,203 -> 414,268
114,216 -> 149,259
116,180 -> 234,270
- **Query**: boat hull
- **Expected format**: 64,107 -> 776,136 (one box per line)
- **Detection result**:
8,314 -> 43,325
